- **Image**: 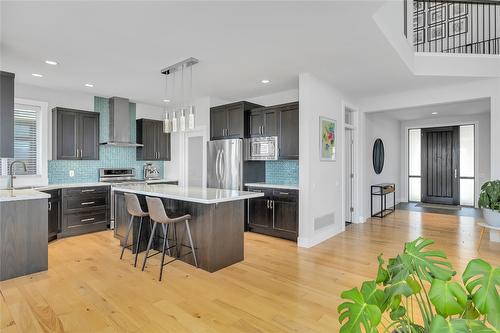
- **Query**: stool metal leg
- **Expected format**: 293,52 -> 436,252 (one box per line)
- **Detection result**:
142,221 -> 157,271
134,216 -> 143,267
173,223 -> 179,258
159,225 -> 168,281
185,220 -> 198,268
120,215 -> 134,260
163,224 -> 171,257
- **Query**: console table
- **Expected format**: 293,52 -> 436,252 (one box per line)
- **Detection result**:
371,183 -> 396,218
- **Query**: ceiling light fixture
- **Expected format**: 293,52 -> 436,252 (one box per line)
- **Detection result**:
431,112 -> 438,115
84,83 -> 94,87
45,60 -> 58,65
261,79 -> 270,84
32,73 -> 43,77
161,57 -> 199,134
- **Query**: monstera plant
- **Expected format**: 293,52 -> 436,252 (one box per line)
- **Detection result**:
337,237 -> 500,332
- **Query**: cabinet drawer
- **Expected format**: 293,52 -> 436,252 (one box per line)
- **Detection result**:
63,186 -> 109,196
272,189 -> 298,202
66,211 -> 107,228
64,194 -> 108,211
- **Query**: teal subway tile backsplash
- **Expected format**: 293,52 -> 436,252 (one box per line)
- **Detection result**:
265,160 -> 298,185
48,96 -> 163,184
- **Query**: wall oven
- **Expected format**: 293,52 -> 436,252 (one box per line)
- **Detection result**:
244,136 -> 278,161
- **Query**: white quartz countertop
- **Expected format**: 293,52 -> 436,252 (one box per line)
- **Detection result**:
113,183 -> 264,204
0,189 -> 51,202
245,183 -> 299,191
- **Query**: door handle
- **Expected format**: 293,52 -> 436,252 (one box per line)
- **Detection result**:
215,150 -> 221,182
219,150 -> 225,181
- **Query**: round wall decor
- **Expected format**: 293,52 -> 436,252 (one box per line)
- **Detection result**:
372,138 -> 385,175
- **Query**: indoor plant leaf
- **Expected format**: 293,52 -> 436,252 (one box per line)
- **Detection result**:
361,280 -> 385,308
429,315 -> 469,333
389,305 -> 405,320
462,299 -> 480,320
376,254 -> 389,285
462,259 -> 500,328
402,237 -> 455,281
338,287 -> 381,333
429,279 -> 468,317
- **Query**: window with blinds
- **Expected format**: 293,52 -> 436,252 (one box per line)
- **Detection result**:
0,103 -> 40,176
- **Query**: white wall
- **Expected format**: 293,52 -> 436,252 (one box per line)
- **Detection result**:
364,113 -> 402,217
400,113 -> 491,206
360,78 -> 500,181
298,73 -> 356,248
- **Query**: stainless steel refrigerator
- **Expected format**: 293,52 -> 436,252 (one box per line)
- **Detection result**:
207,139 -> 244,190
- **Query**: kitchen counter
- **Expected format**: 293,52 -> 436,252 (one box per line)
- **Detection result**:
245,182 -> 299,191
0,189 -> 51,202
113,184 -> 263,272
113,183 -> 264,204
35,182 -> 111,191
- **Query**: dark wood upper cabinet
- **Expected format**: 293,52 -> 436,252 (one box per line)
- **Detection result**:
52,108 -> 100,160
210,101 -> 262,140
247,101 -> 299,159
277,102 -> 299,159
136,119 -> 170,161
0,71 -> 15,158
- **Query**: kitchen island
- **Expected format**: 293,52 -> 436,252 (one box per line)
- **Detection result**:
0,189 -> 50,281
112,184 -> 263,272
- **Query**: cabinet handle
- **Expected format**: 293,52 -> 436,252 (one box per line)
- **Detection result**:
76,149 -> 79,158
81,189 -> 95,193
81,218 -> 95,222
81,201 -> 95,206
279,192 -> 289,195
48,202 -> 52,211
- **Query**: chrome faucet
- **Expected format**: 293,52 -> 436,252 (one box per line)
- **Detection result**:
8,160 -> 27,189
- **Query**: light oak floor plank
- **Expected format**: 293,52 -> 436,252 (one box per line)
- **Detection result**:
1,210 -> 499,332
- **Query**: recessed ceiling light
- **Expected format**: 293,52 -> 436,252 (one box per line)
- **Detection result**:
163,99 -> 171,103
261,79 -> 270,84
32,73 -> 43,77
432,112 -> 438,115
84,83 -> 94,87
45,60 -> 58,65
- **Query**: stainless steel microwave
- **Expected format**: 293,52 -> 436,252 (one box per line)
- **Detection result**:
244,136 -> 278,161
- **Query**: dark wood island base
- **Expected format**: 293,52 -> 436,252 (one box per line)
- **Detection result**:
114,191 -> 245,273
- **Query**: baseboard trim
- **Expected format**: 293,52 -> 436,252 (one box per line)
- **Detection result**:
297,224 -> 341,248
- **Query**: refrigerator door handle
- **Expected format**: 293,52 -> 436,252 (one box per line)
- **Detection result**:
219,149 -> 225,181
215,149 -> 221,182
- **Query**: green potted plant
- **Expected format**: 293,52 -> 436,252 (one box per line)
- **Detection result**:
337,237 -> 499,332
478,180 -> 500,228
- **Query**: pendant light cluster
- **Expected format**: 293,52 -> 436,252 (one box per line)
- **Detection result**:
161,57 -> 199,133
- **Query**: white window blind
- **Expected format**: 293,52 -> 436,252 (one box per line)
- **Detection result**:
0,103 -> 40,176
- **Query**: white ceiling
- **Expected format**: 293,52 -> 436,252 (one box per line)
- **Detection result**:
370,98 -> 491,121
0,1 -> 483,106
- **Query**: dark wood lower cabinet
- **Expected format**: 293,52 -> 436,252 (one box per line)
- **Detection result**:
247,187 -> 298,241
59,186 -> 110,238
44,189 -> 61,242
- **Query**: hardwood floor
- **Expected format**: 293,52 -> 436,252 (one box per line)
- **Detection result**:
1,210 -> 499,332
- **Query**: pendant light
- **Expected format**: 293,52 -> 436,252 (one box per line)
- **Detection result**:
161,57 -> 198,134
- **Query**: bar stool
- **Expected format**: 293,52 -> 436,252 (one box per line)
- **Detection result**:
120,193 -> 149,267
142,196 -> 198,281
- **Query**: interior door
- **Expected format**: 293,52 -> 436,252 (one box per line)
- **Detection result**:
421,126 -> 460,205
345,128 -> 354,223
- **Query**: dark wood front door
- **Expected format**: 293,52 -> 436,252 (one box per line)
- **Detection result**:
421,126 -> 460,205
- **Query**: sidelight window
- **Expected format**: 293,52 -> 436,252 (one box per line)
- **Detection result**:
408,129 -> 421,202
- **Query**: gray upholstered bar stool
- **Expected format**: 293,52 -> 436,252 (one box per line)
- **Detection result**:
120,193 -> 149,267
142,196 -> 198,281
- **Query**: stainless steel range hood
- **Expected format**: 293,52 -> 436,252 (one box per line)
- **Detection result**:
100,97 -> 143,147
